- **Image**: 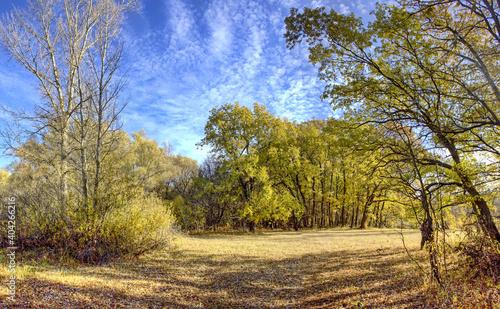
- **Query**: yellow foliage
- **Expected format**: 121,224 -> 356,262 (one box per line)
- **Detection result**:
103,189 -> 176,255
0,168 -> 9,185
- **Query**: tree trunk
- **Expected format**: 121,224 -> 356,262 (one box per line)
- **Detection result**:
320,177 -> 325,228
360,203 -> 369,229
312,176 -> 316,228
350,205 -> 356,229
437,132 -> 500,243
341,167 -> 347,227
249,220 -> 256,232
291,209 -> 299,231
354,193 -> 360,227
378,202 -> 385,228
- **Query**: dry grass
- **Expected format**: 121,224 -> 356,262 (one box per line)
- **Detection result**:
0,228 -> 496,308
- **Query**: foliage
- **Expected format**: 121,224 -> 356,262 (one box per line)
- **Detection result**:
194,102 -> 410,231
283,0 -> 500,287
284,0 -> 500,243
0,129 -> 181,263
102,188 -> 176,258
0,169 -> 8,185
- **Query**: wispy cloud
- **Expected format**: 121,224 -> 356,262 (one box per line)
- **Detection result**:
0,55 -> 39,111
120,0 -> 348,163
356,0 -> 368,14
0,0 -> 376,166
205,0 -> 234,58
339,3 -> 350,14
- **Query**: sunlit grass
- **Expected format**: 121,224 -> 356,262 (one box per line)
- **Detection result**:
0,228 -> 493,308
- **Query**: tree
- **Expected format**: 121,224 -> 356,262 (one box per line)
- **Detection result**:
198,102 -> 395,231
0,0 -> 139,211
199,103 -> 304,231
0,168 -> 8,185
194,157 -> 228,230
0,1 -> 184,263
284,4 -> 500,243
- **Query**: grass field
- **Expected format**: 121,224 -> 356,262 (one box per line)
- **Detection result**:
0,228 -> 485,308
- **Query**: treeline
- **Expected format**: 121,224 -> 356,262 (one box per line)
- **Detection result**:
166,102 -> 459,233
0,130 -> 192,262
3,102 -> 466,240
195,103 -> 403,232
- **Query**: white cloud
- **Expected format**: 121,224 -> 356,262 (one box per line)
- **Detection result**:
355,0 -> 368,14
204,0 -> 233,58
167,0 -> 198,49
106,0 -> 355,162
339,3 -> 350,14
0,0 -> 377,166
311,0 -> 324,7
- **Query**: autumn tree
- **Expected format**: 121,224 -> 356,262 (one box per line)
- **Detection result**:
199,103 -> 304,231
0,0 -> 184,263
284,4 -> 500,243
0,0 -> 139,213
192,157 -> 229,230
197,103 -> 395,231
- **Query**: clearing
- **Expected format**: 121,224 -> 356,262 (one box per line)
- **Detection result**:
1,229 -> 438,308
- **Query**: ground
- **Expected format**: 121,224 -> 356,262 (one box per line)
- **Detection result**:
0,229 -> 480,308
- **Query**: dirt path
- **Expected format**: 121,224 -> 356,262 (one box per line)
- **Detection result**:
1,229 -> 432,308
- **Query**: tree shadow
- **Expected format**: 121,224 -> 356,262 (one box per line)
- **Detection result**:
4,239 -> 433,309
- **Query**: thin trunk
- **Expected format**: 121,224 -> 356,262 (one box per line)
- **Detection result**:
341,167 -> 347,227
79,99 -> 89,222
360,185 -> 378,229
350,205 -> 356,229
320,177 -> 325,228
341,202 -> 346,227
360,203 -> 369,229
378,202 -> 385,228
291,209 -> 298,231
60,121 -> 69,213
312,176 -> 316,228
295,174 -> 308,222
372,202 -> 380,228
354,192 -> 360,227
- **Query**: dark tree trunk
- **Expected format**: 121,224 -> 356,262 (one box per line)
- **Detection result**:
291,210 -> 299,231
378,202 -> 385,228
312,176 -> 316,228
436,132 -> 500,243
249,220 -> 256,232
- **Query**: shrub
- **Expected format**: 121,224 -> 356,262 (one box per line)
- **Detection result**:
458,237 -> 500,284
1,182 -> 177,264
102,189 -> 176,258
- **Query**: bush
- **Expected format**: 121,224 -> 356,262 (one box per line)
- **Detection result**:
102,189 -> 176,258
458,237 -> 500,284
1,183 -> 177,264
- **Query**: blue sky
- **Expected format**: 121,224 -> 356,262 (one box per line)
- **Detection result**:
0,0 -> 376,168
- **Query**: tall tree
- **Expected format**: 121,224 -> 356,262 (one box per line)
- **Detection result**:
284,4 -> 500,243
199,103 -> 303,230
0,0 -> 139,212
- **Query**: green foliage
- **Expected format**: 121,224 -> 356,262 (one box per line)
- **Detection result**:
170,196 -> 204,230
196,102 -> 404,230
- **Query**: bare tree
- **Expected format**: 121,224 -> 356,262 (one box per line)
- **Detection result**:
0,0 -> 139,214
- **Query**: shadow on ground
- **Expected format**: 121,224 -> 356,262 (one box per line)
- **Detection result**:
1,231 -> 432,309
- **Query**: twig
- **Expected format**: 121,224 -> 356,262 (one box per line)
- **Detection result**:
398,228 -> 424,272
